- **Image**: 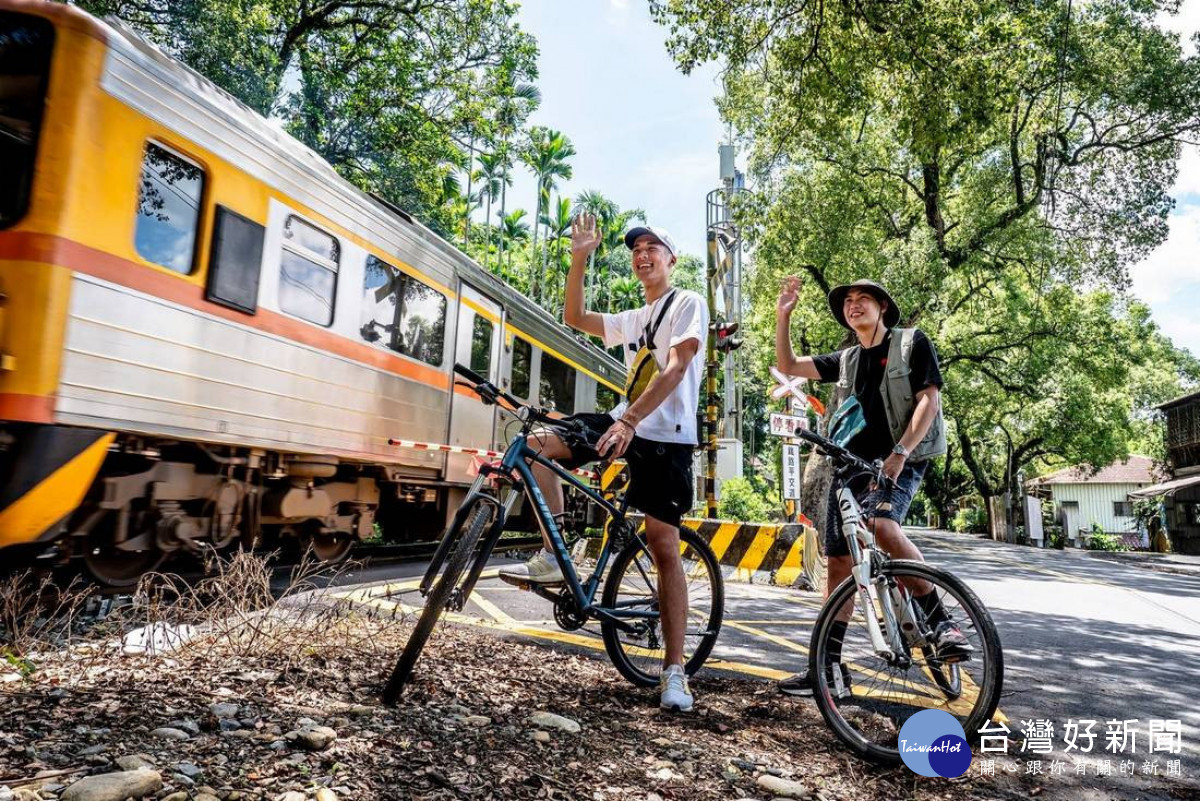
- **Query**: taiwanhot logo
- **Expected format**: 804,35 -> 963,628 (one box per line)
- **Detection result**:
897,709 -> 973,778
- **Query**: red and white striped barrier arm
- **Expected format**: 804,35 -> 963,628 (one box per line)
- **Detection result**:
387,439 -> 599,481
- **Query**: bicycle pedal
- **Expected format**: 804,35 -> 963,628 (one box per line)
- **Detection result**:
498,573 -> 533,590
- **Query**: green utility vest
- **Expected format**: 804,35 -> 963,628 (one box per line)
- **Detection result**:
834,328 -> 947,463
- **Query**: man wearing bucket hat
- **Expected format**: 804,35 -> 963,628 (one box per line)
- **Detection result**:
499,214 -> 707,713
772,275 -> 970,696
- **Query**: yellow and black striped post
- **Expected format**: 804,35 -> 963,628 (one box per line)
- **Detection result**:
704,231 -> 720,518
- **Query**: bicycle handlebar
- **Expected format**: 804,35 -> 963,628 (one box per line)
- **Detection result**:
452,363 -> 583,435
792,425 -> 896,490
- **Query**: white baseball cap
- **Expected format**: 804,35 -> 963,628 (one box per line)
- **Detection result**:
624,225 -> 677,257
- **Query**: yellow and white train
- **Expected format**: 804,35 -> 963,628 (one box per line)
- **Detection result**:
0,1 -> 624,584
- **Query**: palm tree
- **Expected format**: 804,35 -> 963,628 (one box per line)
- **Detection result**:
539,195 -> 573,309
573,191 -> 617,307
610,275 -> 643,312
499,209 -> 530,282
474,152 -> 507,270
494,82 -> 541,273
521,127 -> 575,300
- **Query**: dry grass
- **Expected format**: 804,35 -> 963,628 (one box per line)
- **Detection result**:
0,549 -> 407,684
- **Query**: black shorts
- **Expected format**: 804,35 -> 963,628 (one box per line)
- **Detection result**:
554,413 -> 695,527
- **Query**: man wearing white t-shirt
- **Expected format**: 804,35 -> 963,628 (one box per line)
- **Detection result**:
498,214 -> 707,712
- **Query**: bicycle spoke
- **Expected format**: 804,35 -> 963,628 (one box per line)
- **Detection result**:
811,562 -> 1002,761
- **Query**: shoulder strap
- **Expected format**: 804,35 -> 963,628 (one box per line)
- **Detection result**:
895,327 -> 916,366
644,289 -> 678,349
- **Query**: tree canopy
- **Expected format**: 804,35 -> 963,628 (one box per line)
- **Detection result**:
654,0 -> 1200,525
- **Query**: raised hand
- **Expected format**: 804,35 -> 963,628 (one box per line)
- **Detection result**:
777,275 -> 802,315
571,213 -> 602,258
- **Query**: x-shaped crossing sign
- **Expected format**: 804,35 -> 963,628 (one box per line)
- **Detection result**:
770,366 -> 807,401
769,366 -> 827,416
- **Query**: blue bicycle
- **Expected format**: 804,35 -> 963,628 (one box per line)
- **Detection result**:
383,364 -> 724,704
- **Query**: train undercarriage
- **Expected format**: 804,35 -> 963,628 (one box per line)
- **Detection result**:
1,427 -> 457,587
1,427 -> 598,588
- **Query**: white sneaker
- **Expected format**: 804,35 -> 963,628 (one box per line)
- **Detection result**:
659,664 -> 693,713
498,552 -> 565,585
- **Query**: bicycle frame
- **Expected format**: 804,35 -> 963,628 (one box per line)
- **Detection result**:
834,481 -> 922,664
423,427 -> 656,635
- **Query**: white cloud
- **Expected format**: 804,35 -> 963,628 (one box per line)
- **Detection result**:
604,0 -> 632,25
1129,202 -> 1200,355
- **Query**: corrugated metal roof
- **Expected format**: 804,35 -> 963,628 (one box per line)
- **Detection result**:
1029,455 -> 1162,486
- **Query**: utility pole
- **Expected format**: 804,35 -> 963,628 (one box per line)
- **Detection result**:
703,144 -> 747,518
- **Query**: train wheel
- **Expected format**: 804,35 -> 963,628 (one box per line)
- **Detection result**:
308,530 -> 354,564
83,528 -> 165,588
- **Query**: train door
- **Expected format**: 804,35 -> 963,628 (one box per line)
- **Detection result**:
446,284 -> 503,482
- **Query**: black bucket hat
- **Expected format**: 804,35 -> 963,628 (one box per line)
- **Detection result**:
828,279 -> 901,329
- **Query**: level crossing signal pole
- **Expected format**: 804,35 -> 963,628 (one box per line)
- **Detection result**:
702,145 -> 746,518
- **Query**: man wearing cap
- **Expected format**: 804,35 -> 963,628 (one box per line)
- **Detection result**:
499,213 -> 707,713
772,275 -> 970,696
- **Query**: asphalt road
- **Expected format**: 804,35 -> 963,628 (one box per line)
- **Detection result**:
330,529 -> 1200,797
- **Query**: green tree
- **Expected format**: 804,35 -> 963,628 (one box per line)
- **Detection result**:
655,0 -> 1200,535
493,81 -> 542,268
76,0 -> 540,235
538,195 -> 574,309
473,151 -> 509,271
521,127 -> 576,300
499,209 -> 530,278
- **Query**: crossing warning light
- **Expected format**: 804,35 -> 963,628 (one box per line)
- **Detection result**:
713,320 -> 742,353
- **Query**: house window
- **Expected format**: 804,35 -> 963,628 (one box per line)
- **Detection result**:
279,215 -> 338,326
539,353 -> 576,413
360,256 -> 446,365
1113,501 -> 1134,518
1185,503 -> 1200,527
512,337 -> 532,399
135,142 -> 204,274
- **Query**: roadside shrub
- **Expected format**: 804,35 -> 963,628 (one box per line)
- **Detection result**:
1084,522 -> 1128,552
1046,525 -> 1066,549
951,506 -> 987,534
718,477 -> 773,523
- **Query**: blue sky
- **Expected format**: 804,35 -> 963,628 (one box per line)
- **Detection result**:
507,0 -> 1200,358
505,0 -> 726,259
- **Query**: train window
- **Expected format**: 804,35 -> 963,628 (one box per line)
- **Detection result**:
0,12 -> 54,230
512,336 -> 532,399
206,206 -> 264,314
134,142 -> 204,274
539,353 -> 576,413
279,215 -> 338,326
360,256 -> 446,365
597,382 -> 620,412
469,314 -> 493,376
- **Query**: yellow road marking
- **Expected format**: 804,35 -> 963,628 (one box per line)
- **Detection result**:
340,574 -> 1008,723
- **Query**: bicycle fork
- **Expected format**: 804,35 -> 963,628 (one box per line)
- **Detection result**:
838,490 -> 909,663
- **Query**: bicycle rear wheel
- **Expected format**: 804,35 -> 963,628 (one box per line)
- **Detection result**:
809,560 -> 1003,764
600,525 -> 724,687
383,499 -> 494,704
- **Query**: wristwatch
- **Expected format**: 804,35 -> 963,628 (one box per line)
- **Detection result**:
892,443 -> 910,457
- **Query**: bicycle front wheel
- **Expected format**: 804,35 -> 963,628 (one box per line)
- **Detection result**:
600,525 -> 724,687
383,499 -> 494,704
809,560 -> 1003,764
